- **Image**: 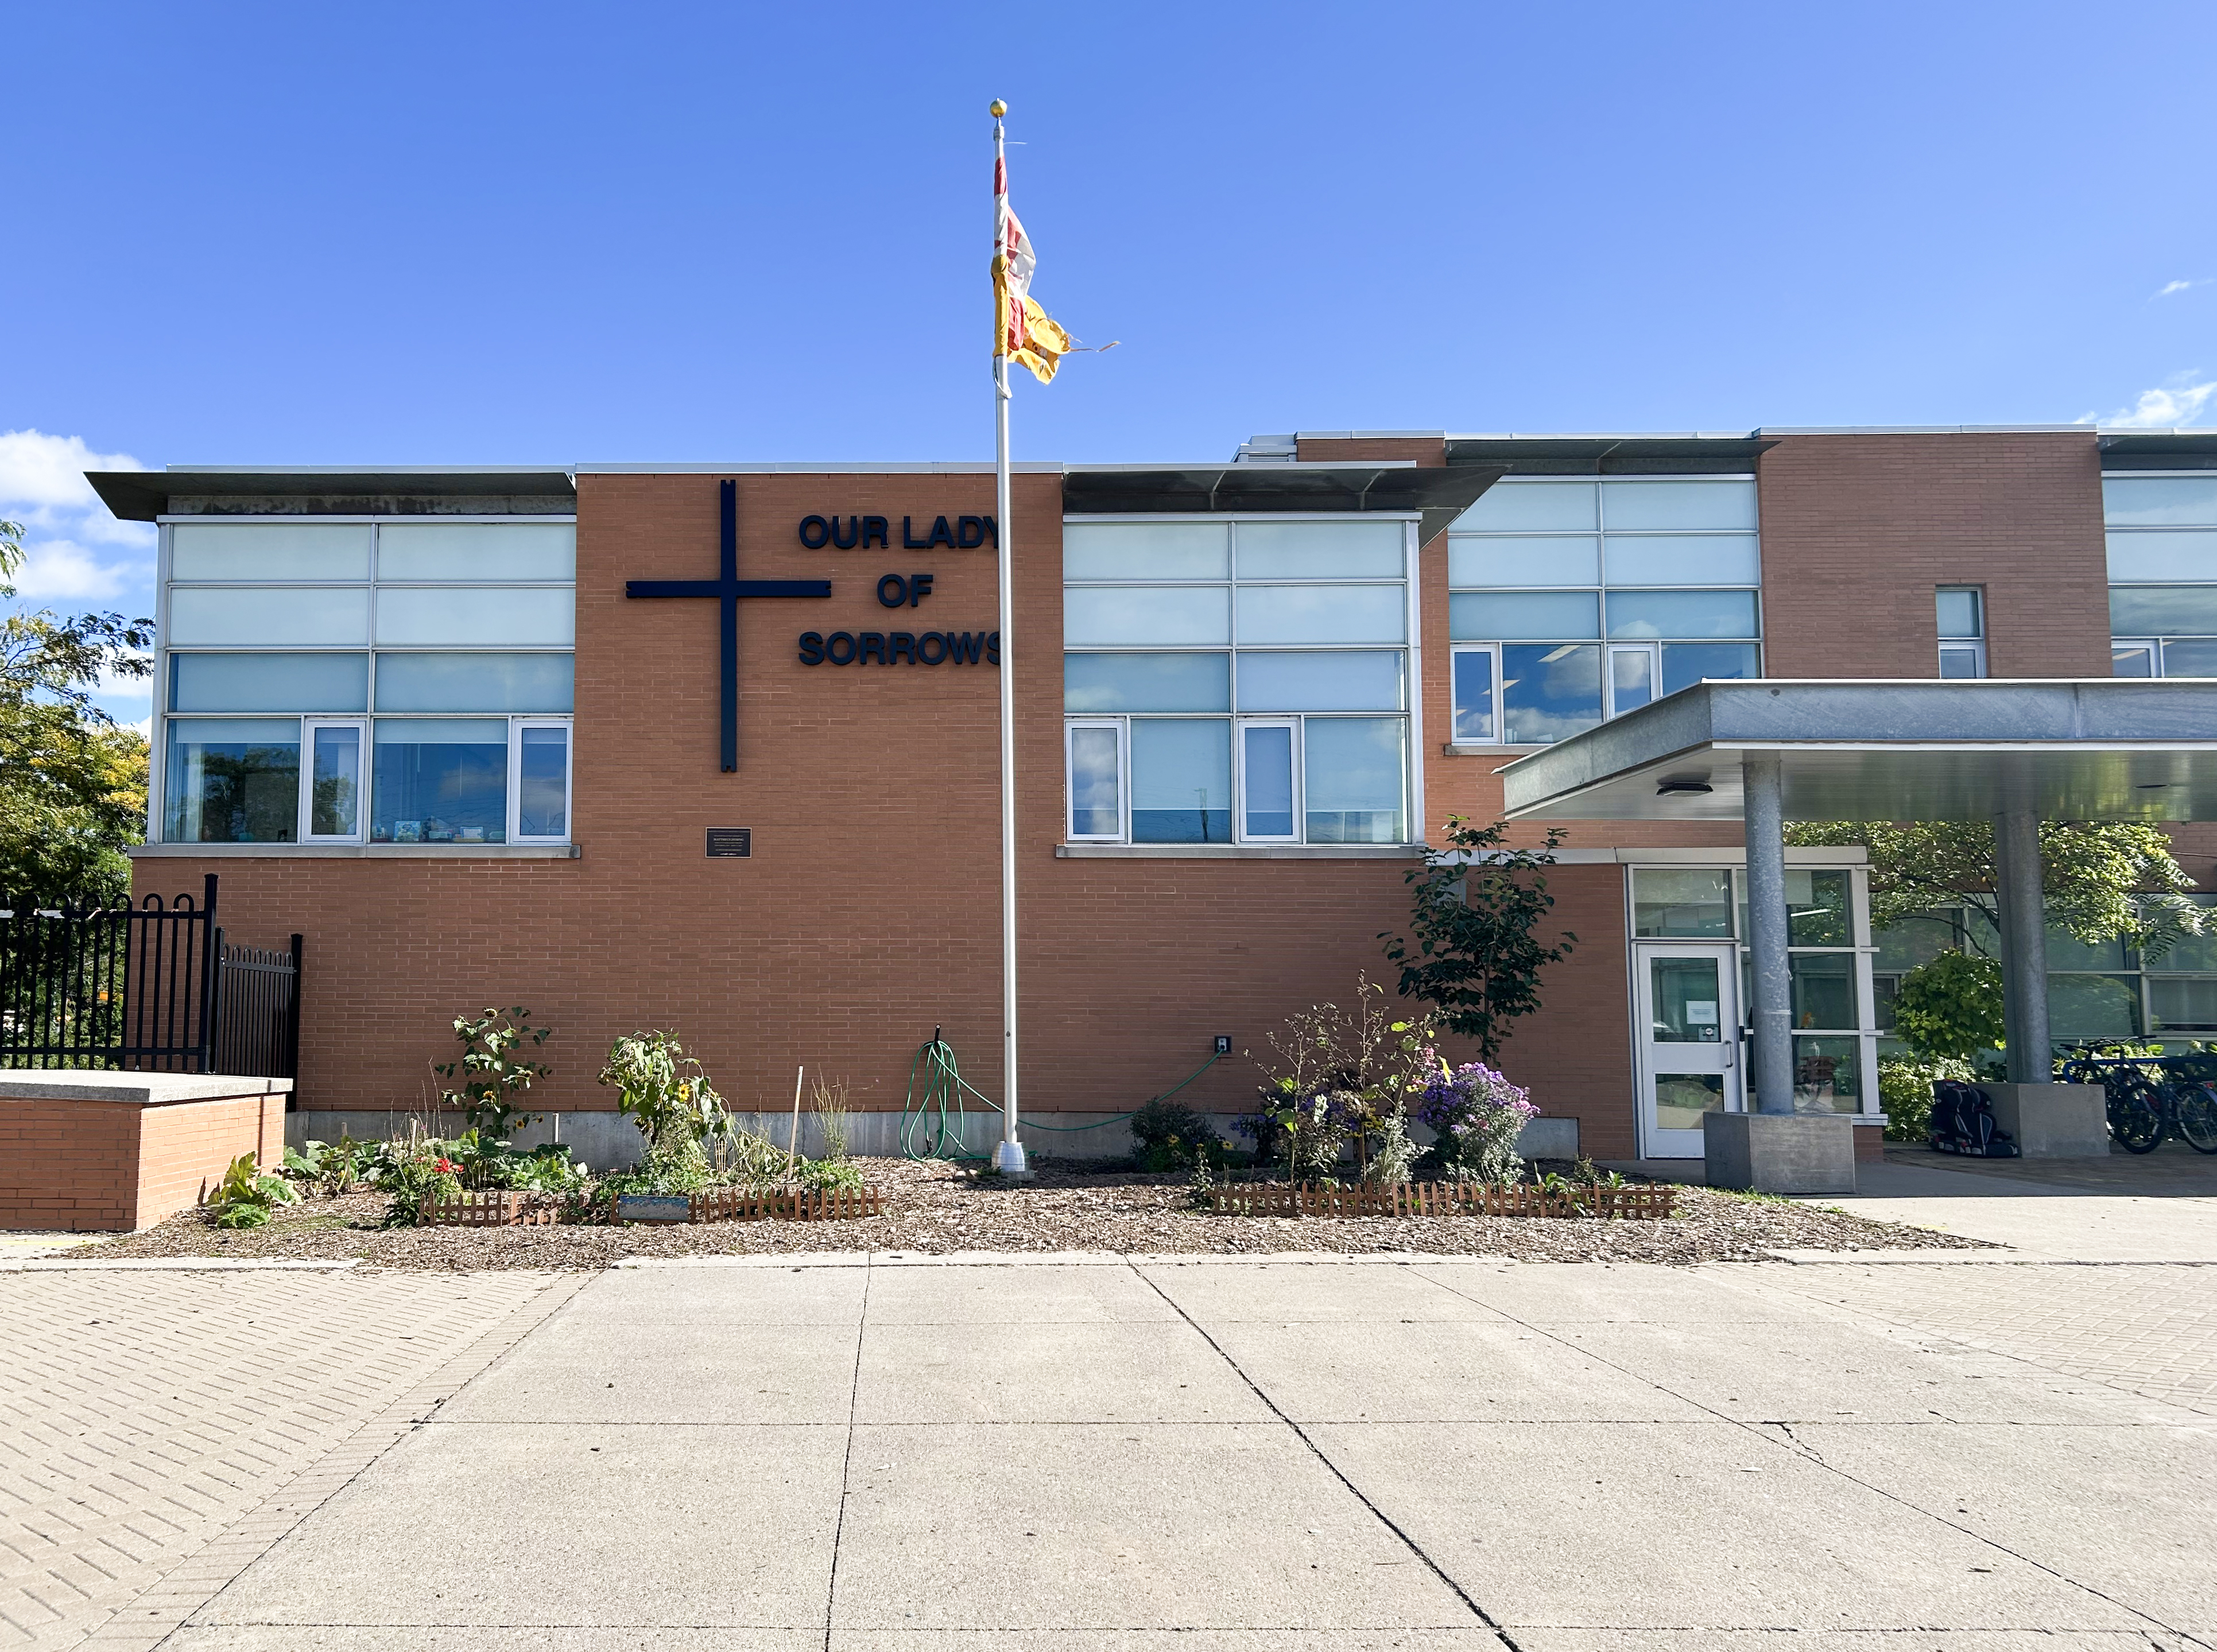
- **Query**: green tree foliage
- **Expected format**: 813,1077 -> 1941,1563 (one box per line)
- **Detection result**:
1782,819 -> 2203,959
1380,816 -> 1576,1060
1888,951 -> 2005,1062
0,523 -> 155,909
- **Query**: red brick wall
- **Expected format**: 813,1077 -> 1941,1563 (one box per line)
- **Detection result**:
0,1091 -> 282,1231
1755,431 -> 2111,680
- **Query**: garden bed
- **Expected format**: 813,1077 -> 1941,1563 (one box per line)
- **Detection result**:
84,1156 -> 1990,1270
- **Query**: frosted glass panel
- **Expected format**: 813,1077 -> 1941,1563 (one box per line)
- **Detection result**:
1063,522 -> 1228,580
375,585 -> 575,645
1234,520 -> 1404,579
1063,652 -> 1228,712
170,523 -> 370,581
1450,590 -> 1600,641
1236,650 -> 1402,712
378,523 -> 576,581
1235,584 -> 1404,643
1303,717 -> 1405,843
2112,586 -> 2217,635
2104,476 -> 2217,527
170,652 -> 368,713
168,586 -> 370,645
1603,534 -> 1760,585
1448,536 -> 1599,587
1606,589 -> 1761,639
1661,642 -> 1761,693
1452,482 -> 1596,532
1064,586 -> 1228,646
1601,480 -> 1757,531
375,652 -> 575,712
2107,531 -> 2217,582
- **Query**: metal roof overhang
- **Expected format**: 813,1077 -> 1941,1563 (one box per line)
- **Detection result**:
87,467 -> 577,521
1443,434 -> 1777,475
1061,462 -> 1505,543
1499,680 -> 2217,824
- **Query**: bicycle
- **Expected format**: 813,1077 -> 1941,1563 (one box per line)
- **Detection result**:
2055,1050 -> 2217,1155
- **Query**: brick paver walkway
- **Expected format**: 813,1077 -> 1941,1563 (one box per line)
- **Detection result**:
0,1267 -> 577,1650
1735,1260 -> 2217,1414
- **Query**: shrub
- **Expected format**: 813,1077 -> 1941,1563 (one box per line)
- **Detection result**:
1251,976 -> 1440,1180
1418,1060 -> 1538,1185
433,1006 -> 553,1137
1130,1098 -> 1215,1170
204,1153 -> 299,1229
1877,1054 -> 1975,1142
1890,952 -> 2004,1062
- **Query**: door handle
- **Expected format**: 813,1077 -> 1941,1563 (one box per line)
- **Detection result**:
1722,1043 -> 1736,1068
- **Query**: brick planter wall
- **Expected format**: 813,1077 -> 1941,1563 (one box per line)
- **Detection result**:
0,1074 -> 293,1232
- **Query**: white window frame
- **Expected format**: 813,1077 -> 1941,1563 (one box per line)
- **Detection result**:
1064,718 -> 1127,843
1449,642 -> 1501,744
507,716 -> 575,844
299,717 -> 367,844
1606,642 -> 1661,718
1936,586 -> 1986,678
1234,716 -> 1302,844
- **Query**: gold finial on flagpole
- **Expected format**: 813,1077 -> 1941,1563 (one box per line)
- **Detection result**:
990,99 -> 1007,117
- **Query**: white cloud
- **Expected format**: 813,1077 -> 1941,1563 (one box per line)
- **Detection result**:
2154,279 -> 2203,299
1,430 -> 156,621
2082,377 -> 2217,430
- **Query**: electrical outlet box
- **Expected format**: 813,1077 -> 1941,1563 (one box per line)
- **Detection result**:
1214,1035 -> 1232,1055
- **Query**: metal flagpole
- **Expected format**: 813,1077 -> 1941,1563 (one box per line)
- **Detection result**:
990,98 -> 1028,1175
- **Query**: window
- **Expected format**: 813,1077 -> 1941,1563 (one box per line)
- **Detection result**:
1062,517 -> 1414,845
2105,476 -> 2217,677
1448,478 -> 1759,744
158,519 -> 576,844
1631,864 -> 1872,1112
1936,587 -> 1986,678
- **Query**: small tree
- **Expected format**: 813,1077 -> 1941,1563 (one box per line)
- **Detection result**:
1380,816 -> 1576,1060
432,1006 -> 553,1137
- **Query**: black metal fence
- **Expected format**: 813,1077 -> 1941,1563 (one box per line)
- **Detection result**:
0,875 -> 303,1082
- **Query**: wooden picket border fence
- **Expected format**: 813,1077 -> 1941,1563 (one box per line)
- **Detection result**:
689,1185 -> 883,1224
1208,1180 -> 1677,1221
418,1189 -> 563,1227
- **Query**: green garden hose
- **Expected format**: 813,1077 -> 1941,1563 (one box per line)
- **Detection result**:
899,1031 -> 1220,1162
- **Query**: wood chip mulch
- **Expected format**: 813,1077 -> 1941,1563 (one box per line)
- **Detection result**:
80,1157 -> 1992,1271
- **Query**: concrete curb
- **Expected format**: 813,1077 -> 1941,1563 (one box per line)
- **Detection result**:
0,1257 -> 362,1272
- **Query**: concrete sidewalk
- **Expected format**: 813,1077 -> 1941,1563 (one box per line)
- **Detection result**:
73,1252 -> 2206,1651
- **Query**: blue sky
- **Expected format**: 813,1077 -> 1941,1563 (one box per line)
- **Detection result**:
5,0 -> 2215,723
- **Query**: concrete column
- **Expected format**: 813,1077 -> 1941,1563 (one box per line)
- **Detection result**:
1993,807 -> 2051,1084
1743,751 -> 1794,1115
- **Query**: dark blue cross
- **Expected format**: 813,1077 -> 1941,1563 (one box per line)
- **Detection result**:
626,479 -> 831,771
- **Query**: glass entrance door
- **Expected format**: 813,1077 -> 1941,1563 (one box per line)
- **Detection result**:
1634,941 -> 1743,1158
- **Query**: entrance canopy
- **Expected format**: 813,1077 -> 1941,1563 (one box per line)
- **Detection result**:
1499,680 -> 2217,826
1501,678 -> 2217,1104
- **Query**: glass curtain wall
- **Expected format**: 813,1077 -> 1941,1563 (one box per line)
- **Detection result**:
1873,895 -> 2217,1049
1063,517 -> 1412,845
1630,865 -> 1873,1111
160,520 -> 576,844
1448,478 -> 1761,744
2106,475 -> 2217,676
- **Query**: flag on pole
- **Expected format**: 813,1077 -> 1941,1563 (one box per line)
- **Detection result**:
994,154 -> 1072,385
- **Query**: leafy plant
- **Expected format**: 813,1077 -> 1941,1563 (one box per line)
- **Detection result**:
378,1126 -> 463,1226
433,1007 -> 553,1137
1417,1059 -> 1538,1185
1876,1053 -> 1975,1142
282,1134 -> 377,1195
1380,816 -> 1576,1061
598,1030 -> 726,1151
203,1153 -> 299,1229
1889,951 -> 2005,1063
1250,976 -> 1440,1180
1130,1097 -> 1220,1171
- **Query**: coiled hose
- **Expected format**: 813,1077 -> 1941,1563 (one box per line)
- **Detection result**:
900,1029 -> 1219,1162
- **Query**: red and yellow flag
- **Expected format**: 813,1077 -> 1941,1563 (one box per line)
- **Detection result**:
993,153 -> 1072,385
